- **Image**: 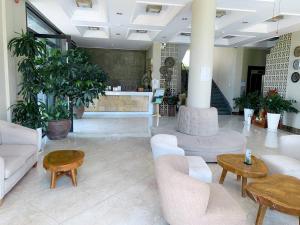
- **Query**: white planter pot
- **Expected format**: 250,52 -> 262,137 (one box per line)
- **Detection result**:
36,128 -> 42,151
244,108 -> 254,125
267,113 -> 281,132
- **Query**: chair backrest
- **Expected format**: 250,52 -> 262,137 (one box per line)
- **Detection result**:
150,134 -> 185,160
176,106 -> 219,136
279,135 -> 300,161
155,155 -> 210,225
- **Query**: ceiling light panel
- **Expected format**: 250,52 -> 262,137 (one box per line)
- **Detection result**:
77,26 -> 109,39
127,28 -> 160,41
75,0 -> 92,8
132,2 -> 184,27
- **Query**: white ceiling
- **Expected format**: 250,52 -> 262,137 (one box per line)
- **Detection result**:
28,0 -> 300,50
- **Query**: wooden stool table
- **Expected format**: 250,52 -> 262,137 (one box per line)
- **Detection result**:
217,154 -> 268,197
246,174 -> 300,225
43,150 -> 85,189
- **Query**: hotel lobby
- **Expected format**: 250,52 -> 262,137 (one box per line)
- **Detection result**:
1,0 -> 300,225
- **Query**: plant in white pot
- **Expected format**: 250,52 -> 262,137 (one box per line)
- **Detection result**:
262,89 -> 298,132
233,91 -> 260,124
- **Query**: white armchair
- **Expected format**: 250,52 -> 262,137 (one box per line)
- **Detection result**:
150,134 -> 212,183
261,135 -> 300,179
0,120 -> 38,204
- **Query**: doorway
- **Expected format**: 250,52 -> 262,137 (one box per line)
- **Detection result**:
246,66 -> 266,95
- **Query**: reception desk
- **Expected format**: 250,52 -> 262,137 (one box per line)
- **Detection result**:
85,91 -> 153,115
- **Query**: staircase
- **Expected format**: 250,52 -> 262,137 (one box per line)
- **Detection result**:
211,81 -> 232,115
181,66 -> 231,115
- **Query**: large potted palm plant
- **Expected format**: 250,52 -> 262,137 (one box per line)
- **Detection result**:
8,31 -> 46,149
262,89 -> 298,131
233,91 -> 260,124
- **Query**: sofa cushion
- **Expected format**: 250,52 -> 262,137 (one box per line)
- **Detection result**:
200,183 -> 247,225
187,156 -> 212,183
0,145 -> 36,178
261,155 -> 300,179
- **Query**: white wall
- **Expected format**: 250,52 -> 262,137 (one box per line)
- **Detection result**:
284,31 -> 300,129
213,47 -> 243,109
213,47 -> 267,110
0,0 -> 26,121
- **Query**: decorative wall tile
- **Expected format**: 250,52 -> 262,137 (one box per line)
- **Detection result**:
263,33 -> 292,96
159,43 -> 180,115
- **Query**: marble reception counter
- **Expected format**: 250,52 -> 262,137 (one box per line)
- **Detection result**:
85,91 -> 153,114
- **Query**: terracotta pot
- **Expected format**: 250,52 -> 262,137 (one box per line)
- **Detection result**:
74,105 -> 85,119
47,119 -> 71,140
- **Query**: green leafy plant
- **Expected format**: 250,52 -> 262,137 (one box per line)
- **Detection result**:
66,49 -> 108,108
8,31 -> 46,101
10,101 -> 46,129
233,91 -> 260,110
261,89 -> 298,114
43,99 -> 70,121
8,31 -> 47,129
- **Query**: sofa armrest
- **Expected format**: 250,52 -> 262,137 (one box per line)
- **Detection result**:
0,121 -> 38,147
0,157 -> 4,200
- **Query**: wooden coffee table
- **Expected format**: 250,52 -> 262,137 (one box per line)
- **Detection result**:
43,150 -> 85,189
246,174 -> 300,225
217,154 -> 268,197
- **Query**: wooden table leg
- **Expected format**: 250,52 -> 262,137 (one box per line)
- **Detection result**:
219,169 -> 227,184
255,204 -> 267,225
242,177 -> 247,197
70,169 -> 77,186
237,175 -> 241,181
50,172 -> 57,189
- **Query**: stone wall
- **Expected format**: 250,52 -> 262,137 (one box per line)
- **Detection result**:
263,33 -> 292,96
83,48 -> 146,91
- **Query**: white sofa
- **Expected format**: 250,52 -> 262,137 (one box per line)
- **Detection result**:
154,155 -> 247,225
261,135 -> 300,179
0,120 -> 38,204
152,106 -> 246,162
150,134 -> 212,183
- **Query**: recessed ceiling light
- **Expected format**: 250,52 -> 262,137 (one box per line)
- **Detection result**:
116,12 -> 123,15
88,26 -> 100,31
75,0 -> 92,8
182,17 -> 188,21
180,32 -> 191,37
146,5 -> 162,14
136,30 -> 148,34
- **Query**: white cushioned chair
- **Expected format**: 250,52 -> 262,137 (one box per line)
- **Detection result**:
151,134 -> 212,183
152,106 -> 246,162
261,135 -> 300,179
155,155 -> 247,225
0,120 -> 38,204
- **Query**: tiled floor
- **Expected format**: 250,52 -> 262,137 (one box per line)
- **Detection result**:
0,114 -> 298,225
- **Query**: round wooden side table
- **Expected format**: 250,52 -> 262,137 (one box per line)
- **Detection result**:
43,150 -> 85,189
246,174 -> 300,225
217,154 -> 268,197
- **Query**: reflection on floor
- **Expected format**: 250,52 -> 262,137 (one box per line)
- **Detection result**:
0,115 -> 298,225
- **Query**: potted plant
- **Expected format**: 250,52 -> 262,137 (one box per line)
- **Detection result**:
262,89 -> 298,131
8,31 -> 46,149
233,91 -> 260,123
38,48 -> 72,139
66,49 -> 107,119
43,99 -> 71,140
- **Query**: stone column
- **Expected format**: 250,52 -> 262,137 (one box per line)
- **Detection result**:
187,0 -> 216,108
